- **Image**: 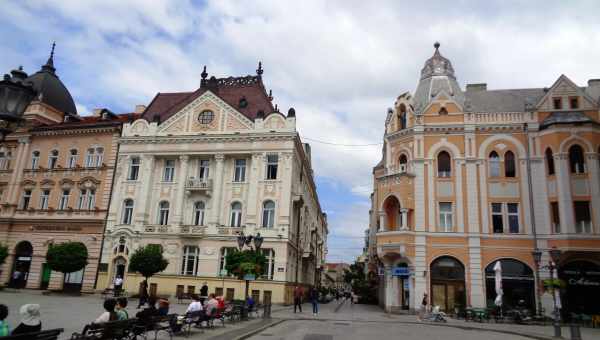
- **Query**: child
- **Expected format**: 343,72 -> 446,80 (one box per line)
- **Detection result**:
0,304 -> 9,336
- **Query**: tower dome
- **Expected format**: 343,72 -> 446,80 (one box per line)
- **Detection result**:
420,41 -> 456,80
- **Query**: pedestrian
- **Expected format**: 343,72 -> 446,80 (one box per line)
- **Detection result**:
293,285 -> 304,313
113,275 -> 123,297
94,299 -> 118,323
310,287 -> 319,316
11,304 -> 42,335
11,270 -> 21,288
158,298 -> 170,316
137,279 -> 149,309
418,293 -> 428,321
200,282 -> 209,304
116,298 -> 129,320
0,304 -> 9,336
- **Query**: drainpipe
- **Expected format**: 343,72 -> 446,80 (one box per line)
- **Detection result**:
524,123 -> 542,315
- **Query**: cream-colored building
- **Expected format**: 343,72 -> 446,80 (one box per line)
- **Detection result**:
368,43 -> 600,316
97,65 -> 327,304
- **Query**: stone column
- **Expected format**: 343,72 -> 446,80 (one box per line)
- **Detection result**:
245,153 -> 262,228
414,235 -> 427,309
135,155 -> 155,225
384,264 -> 393,312
209,154 -> 225,227
173,155 -> 189,225
400,208 -> 408,230
465,159 -> 480,233
378,211 -> 386,232
555,153 -> 575,233
413,160 -> 426,231
455,159 -> 465,233
7,137 -> 31,205
468,237 -> 485,307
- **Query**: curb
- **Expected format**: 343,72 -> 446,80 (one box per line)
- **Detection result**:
232,319 -> 286,340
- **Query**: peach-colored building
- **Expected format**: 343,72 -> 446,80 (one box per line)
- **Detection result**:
368,43 -> 600,317
0,50 -> 130,292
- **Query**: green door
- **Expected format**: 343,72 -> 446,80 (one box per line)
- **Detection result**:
40,263 -> 51,290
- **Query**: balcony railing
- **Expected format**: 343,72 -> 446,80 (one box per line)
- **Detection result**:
186,178 -> 212,190
179,225 -> 207,237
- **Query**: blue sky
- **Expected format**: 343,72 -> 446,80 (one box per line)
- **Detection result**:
2,0 -> 600,263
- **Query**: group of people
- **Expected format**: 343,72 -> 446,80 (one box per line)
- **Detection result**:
293,285 -> 320,315
0,303 -> 43,336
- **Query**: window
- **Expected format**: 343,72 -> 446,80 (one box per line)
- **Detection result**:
180,246 -> 199,276
491,203 -> 503,233
504,151 -> 516,177
219,247 -> 237,275
230,202 -> 242,227
85,148 -> 95,167
551,202 -> 560,233
48,150 -> 59,169
262,200 -> 276,228
39,189 -> 50,209
163,159 -> 175,182
77,189 -> 87,209
260,249 -> 275,280
95,147 -> 104,167
266,154 -> 278,180
21,190 -> 32,209
553,97 -> 562,110
122,199 -> 134,225
86,189 -> 95,210
31,151 -> 40,169
158,201 -> 170,225
198,110 -> 214,124
437,151 -> 451,177
569,97 -> 579,109
128,157 -> 140,180
399,154 -> 408,172
0,152 -> 8,170
234,159 -> 246,182
489,151 -> 500,177
545,148 -> 555,175
507,203 -> 519,233
59,189 -> 70,210
574,201 -> 591,233
198,160 -> 209,181
439,202 -> 453,232
67,149 -> 78,168
193,201 -> 205,226
439,107 -> 448,115
569,145 -> 586,174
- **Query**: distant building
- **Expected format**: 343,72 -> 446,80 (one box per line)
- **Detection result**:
368,43 -> 600,315
321,262 -> 350,290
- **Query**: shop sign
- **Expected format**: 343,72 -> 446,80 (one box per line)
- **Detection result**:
17,256 -> 31,261
277,267 -> 285,272
562,268 -> 600,286
392,267 -> 410,277
567,278 -> 600,286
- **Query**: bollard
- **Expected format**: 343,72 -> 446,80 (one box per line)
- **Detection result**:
569,323 -> 582,340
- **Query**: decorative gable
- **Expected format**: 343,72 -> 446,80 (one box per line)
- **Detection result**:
536,75 -> 598,111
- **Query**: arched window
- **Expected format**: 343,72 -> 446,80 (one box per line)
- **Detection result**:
399,154 -> 408,172
439,107 -> 448,115
122,199 -> 134,225
569,144 -> 586,174
48,150 -> 59,169
67,149 -> 78,168
545,148 -> 555,175
158,201 -> 170,225
398,104 -> 407,130
489,151 -> 500,177
262,200 -> 276,228
504,151 -> 516,177
193,201 -> 205,226
85,148 -> 95,167
485,259 -> 534,310
95,147 -> 104,167
230,202 -> 242,227
31,151 -> 40,169
437,151 -> 451,177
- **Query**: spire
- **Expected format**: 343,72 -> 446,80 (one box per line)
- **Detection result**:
256,61 -> 263,76
42,41 -> 56,73
200,65 -> 208,87
268,89 -> 273,101
434,41 -> 440,52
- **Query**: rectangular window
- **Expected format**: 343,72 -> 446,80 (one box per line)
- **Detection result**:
85,150 -> 95,167
67,153 -> 77,168
86,189 -> 95,210
95,149 -> 104,167
551,202 -> 560,233
260,249 -> 275,280
219,247 -> 237,275
31,153 -> 39,169
48,153 -> 58,169
225,288 -> 235,302
438,202 -> 453,232
507,203 -> 519,233
198,160 -> 209,181
569,97 -> 579,109
180,246 -> 199,276
234,159 -> 246,182
266,154 -> 278,180
78,189 -> 87,209
163,159 -> 175,182
59,189 -> 70,210
21,190 -> 32,209
39,189 -> 50,210
574,201 -> 592,234
491,203 -> 503,233
128,157 -> 140,180
553,97 -> 562,110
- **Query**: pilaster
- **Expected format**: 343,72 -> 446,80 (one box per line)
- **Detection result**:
468,237 -> 485,307
173,155 -> 189,224
135,155 -> 155,225
209,154 -> 225,226
555,153 -> 575,233
465,160 -> 480,233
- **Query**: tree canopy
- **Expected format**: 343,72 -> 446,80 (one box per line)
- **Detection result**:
45,241 -> 88,273
0,243 -> 8,266
225,249 -> 267,280
343,261 -> 378,304
128,244 -> 169,280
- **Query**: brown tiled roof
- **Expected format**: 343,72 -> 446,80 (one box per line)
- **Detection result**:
142,75 -> 275,122
31,112 -> 137,132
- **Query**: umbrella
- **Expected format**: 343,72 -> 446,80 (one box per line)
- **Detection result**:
551,266 -> 562,310
493,261 -> 503,308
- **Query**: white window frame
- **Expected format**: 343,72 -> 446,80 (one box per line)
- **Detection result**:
122,199 -> 134,225
574,201 -> 592,234
193,201 -> 205,226
180,245 -> 199,276
39,189 -> 50,210
85,148 -> 95,167
262,200 -> 276,228
95,147 -> 104,167
48,150 -> 59,169
163,159 -> 175,182
507,203 -> 519,233
158,201 -> 170,225
77,189 -> 87,210
128,157 -> 140,180
491,203 -> 503,233
230,202 -> 242,227
86,189 -> 96,210
67,149 -> 78,168
234,159 -> 246,182
0,152 -> 8,170
489,152 -> 501,177
31,151 -> 40,169
266,154 -> 278,180
59,189 -> 70,210
219,247 -> 237,275
261,249 -> 275,280
438,202 -> 453,232
198,159 -> 209,181
21,189 -> 32,209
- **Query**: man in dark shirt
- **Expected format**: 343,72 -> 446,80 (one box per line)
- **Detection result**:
200,282 -> 209,304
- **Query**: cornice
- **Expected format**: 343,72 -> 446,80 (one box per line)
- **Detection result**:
31,126 -> 120,137
119,132 -> 297,145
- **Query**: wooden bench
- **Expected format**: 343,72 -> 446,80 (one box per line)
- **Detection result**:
5,328 -> 64,340
71,319 -> 141,340
181,310 -> 205,337
140,314 -> 177,340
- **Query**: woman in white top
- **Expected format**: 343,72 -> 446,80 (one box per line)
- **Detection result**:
186,295 -> 203,313
95,299 -> 118,323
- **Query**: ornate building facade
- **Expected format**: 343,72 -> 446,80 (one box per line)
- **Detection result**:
0,49 -> 130,292
368,43 -> 600,316
97,65 -> 327,304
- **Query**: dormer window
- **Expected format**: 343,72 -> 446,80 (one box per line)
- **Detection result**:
569,97 -> 579,109
439,107 -> 448,115
552,97 -> 562,110
239,97 -> 248,108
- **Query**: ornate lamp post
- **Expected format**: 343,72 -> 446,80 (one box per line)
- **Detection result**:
531,249 -> 543,316
0,67 -> 36,140
548,247 -> 562,338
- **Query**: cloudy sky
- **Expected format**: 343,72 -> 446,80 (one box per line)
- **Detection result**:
2,0 -> 599,263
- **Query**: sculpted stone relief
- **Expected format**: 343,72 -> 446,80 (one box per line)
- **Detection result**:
264,115 -> 285,129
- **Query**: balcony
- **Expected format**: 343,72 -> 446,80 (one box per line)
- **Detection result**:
186,178 -> 212,191
217,226 -> 243,235
179,225 -> 207,237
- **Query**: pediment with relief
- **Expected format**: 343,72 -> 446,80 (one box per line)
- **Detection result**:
536,75 -> 597,111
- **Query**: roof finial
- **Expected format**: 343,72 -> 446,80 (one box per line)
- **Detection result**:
256,61 -> 263,76
201,65 -> 207,79
268,89 -> 273,101
434,41 -> 440,50
50,41 -> 56,60
42,41 -> 56,73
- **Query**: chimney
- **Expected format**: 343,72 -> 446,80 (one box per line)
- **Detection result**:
466,83 -> 487,92
135,105 -> 146,114
588,79 -> 600,87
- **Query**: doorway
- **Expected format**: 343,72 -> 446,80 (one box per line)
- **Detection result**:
430,256 -> 466,314
40,263 -> 51,290
63,268 -> 85,293
10,241 -> 33,289
112,257 -> 127,284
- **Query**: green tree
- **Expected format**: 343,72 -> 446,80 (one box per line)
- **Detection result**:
128,244 -> 169,281
343,262 -> 378,304
0,243 -> 8,266
225,249 -> 267,279
46,241 -> 88,274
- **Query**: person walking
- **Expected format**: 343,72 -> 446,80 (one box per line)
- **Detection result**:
418,292 -> 428,321
293,285 -> 304,313
310,287 -> 319,316
137,279 -> 149,309
200,282 -> 209,304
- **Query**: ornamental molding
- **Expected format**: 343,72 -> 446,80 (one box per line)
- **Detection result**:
119,133 -> 296,145
32,126 -> 120,137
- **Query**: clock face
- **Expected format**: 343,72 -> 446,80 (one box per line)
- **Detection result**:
198,110 -> 214,124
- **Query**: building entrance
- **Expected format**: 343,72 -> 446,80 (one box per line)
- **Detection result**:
430,256 -> 466,314
10,241 -> 33,289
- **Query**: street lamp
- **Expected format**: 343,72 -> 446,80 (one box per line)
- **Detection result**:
0,67 -> 36,140
236,232 -> 263,298
531,249 -> 543,316
548,247 -> 562,338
